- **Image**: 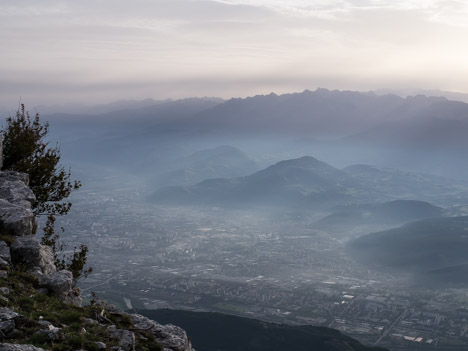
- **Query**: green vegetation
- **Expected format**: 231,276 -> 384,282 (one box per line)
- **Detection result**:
0,272 -> 162,350
2,104 -> 81,217
1,104 -> 91,283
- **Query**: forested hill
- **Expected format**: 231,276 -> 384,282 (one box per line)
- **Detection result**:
138,309 -> 387,351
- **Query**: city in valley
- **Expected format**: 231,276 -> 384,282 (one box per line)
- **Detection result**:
55,176 -> 468,351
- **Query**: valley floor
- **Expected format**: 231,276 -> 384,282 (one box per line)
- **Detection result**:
56,176 -> 468,351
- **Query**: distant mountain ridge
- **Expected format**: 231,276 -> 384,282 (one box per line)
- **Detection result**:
191,89 -> 451,138
37,88 -> 468,178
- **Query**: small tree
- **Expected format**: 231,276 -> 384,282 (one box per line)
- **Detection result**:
2,104 -> 91,283
2,104 -> 81,216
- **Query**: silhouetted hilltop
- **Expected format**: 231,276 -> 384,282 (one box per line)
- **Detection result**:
139,309 -> 387,351
152,156 -> 368,208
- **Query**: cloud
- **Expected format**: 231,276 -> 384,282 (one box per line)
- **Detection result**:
0,0 -> 468,107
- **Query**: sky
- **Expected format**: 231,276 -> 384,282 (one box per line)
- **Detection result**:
1,0 -> 468,108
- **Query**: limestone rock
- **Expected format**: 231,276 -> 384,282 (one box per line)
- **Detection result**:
0,241 -> 11,263
0,199 -> 34,238
0,136 -> 2,170
39,270 -> 72,298
0,308 -> 21,339
0,308 -> 21,321
0,320 -> 15,337
0,172 -> 29,187
37,320 -> 53,328
0,172 -> 35,238
36,324 -> 61,341
95,341 -> 107,350
65,288 -> 83,307
10,236 -> 56,275
84,318 -> 99,325
0,172 -> 35,206
0,258 -> 9,269
107,325 -> 135,351
0,344 -> 47,351
130,314 -> 193,351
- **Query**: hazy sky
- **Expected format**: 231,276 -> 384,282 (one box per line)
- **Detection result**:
1,0 -> 468,107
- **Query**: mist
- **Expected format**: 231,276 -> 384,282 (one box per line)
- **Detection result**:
11,87 -> 461,349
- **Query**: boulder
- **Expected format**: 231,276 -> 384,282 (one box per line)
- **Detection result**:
0,172 -> 35,207
37,270 -> 81,306
95,342 -> 107,350
39,270 -> 72,298
36,324 -> 61,341
0,171 -> 36,238
10,236 -> 56,275
0,199 -> 35,237
130,314 -> 193,351
0,308 -> 21,339
0,258 -> 9,269
0,308 -> 21,321
0,241 -> 11,263
107,325 -> 135,351
0,344 -> 47,351
0,320 -> 15,337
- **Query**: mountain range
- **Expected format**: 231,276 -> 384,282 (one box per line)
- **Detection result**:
40,88 -> 468,178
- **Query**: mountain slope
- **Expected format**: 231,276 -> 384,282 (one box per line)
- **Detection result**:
138,309 -> 387,351
346,216 -> 468,278
315,200 -> 445,232
343,164 -> 468,204
153,146 -> 259,186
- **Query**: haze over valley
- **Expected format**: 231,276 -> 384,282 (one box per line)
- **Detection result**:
4,1 -> 468,349
20,88 -> 468,350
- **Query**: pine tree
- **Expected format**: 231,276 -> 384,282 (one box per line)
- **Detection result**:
2,104 -> 91,283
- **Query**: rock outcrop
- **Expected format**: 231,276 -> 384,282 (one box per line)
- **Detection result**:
130,314 -> 193,351
0,172 -> 35,237
0,171 -> 78,307
10,236 -> 56,275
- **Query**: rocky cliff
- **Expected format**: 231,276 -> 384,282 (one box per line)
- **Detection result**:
0,167 -> 194,351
